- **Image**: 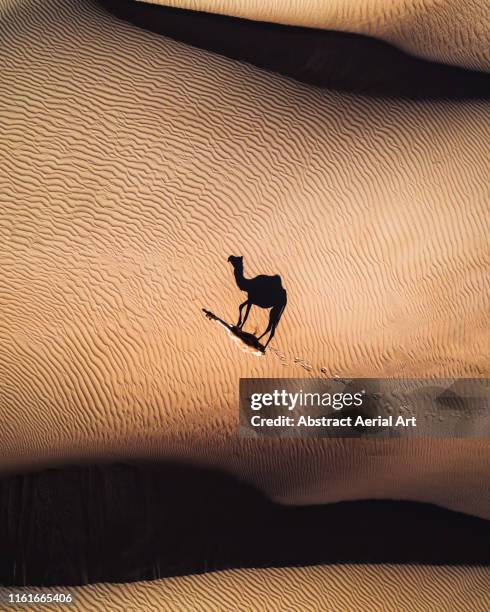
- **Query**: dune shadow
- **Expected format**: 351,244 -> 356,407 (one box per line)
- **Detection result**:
97,0 -> 490,101
1,461 -> 489,587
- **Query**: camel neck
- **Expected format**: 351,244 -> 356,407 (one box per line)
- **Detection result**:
234,265 -> 249,291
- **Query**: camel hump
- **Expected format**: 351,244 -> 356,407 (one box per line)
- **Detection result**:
272,275 -> 287,297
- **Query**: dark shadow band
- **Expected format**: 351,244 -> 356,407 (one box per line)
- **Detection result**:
1,461 -> 489,586
97,0 -> 490,100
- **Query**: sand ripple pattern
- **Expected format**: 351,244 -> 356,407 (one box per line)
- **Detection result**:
1,564 -> 489,611
0,0 -> 489,519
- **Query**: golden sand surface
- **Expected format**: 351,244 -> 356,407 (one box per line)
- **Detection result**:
1,564 -> 489,611
142,0 -> 490,71
0,0 -> 489,524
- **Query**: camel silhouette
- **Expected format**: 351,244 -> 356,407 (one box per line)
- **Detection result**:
228,255 -> 287,351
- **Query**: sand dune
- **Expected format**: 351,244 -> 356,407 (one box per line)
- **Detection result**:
100,0 -> 490,100
141,0 -> 490,71
2,564 -> 489,611
1,0 -> 489,608
0,0 -> 489,523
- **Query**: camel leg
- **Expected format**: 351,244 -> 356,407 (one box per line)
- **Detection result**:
263,324 -> 277,349
258,304 -> 284,349
257,320 -> 272,342
240,302 -> 252,329
236,300 -> 249,328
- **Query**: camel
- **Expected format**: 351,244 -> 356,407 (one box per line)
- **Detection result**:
228,255 -> 287,350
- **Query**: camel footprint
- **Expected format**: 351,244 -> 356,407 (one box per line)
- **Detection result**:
271,350 -> 334,377
269,346 -> 323,373
293,357 -> 313,372
269,346 -> 289,366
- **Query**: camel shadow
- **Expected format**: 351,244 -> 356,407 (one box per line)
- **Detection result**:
202,309 -> 265,353
203,256 -> 287,353
227,255 -> 287,351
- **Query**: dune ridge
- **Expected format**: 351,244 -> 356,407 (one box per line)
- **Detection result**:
100,0 -> 490,100
139,0 -> 490,72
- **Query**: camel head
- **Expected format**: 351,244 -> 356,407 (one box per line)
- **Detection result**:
227,255 -> 243,268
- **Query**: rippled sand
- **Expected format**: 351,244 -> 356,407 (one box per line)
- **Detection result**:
1,565 -> 489,611
1,0 -> 488,513
0,0 -> 489,606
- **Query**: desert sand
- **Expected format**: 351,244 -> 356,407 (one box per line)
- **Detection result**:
0,0 -> 489,605
1,564 -> 489,611
0,0 -> 489,514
